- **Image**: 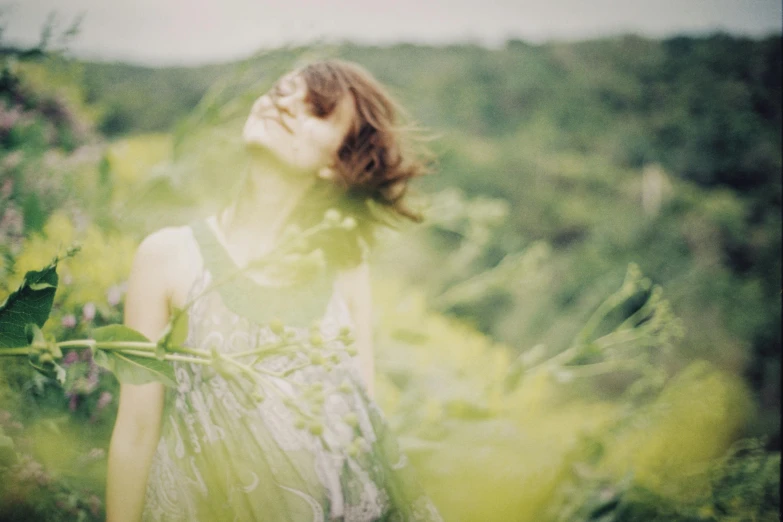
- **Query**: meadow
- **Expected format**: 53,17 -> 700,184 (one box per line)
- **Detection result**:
0,32 -> 780,520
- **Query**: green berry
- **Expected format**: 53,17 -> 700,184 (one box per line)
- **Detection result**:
343,413 -> 358,428
309,333 -> 323,346
269,318 -> 285,335
309,422 -> 324,436
339,381 -> 353,394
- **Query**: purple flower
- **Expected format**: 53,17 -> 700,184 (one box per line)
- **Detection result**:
87,495 -> 102,516
1,177 -> 12,197
96,391 -> 113,411
69,394 -> 79,411
61,314 -> 77,328
62,351 -> 79,366
107,285 -> 123,306
82,302 -> 96,322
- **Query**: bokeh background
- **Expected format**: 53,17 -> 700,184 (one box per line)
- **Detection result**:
0,1 -> 781,520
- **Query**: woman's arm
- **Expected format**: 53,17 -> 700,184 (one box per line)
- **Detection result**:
337,262 -> 375,398
106,230 -> 176,522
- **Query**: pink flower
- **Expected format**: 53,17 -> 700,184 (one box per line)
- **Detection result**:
61,314 -> 77,328
96,391 -> 113,411
87,494 -> 102,516
1,178 -> 12,197
106,285 -> 123,306
82,302 -> 96,322
62,351 -> 79,365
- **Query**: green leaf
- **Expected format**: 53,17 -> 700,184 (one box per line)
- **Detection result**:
158,308 -> 189,349
92,325 -> 176,387
156,309 -> 189,360
25,323 -> 45,346
168,309 -> 189,348
0,261 -> 59,348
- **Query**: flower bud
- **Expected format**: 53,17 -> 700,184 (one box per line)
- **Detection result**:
61,314 -> 77,329
309,333 -> 324,347
347,444 -> 360,458
308,421 -> 324,436
343,412 -> 358,428
82,302 -> 96,322
269,318 -> 285,336
324,209 -> 341,224
340,217 -> 357,230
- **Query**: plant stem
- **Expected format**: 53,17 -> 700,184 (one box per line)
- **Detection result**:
0,347 -> 33,355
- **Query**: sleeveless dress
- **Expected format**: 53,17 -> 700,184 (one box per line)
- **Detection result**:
142,220 -> 442,522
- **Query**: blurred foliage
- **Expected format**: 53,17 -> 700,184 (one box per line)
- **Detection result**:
0,26 -> 780,521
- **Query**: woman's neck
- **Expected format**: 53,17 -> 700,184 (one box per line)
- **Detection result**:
218,154 -> 315,265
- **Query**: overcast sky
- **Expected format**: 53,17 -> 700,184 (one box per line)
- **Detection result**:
3,0 -> 782,66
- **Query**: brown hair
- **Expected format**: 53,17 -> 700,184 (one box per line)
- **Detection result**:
299,59 -> 431,222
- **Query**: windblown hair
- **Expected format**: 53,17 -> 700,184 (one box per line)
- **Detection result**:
299,59 -> 431,222
270,59 -> 433,269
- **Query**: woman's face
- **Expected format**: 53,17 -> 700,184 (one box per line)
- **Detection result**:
243,72 -> 355,174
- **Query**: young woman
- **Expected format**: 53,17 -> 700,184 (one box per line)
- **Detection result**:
105,60 -> 441,521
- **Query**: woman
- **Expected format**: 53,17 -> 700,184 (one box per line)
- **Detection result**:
106,60 -> 441,521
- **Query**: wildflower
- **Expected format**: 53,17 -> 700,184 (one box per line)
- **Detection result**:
62,351 -> 79,366
96,391 -> 113,411
86,448 -> 106,460
340,217 -> 357,230
87,495 -> 102,517
61,314 -> 77,328
107,285 -> 123,306
82,302 -> 96,322
324,209 -> 341,224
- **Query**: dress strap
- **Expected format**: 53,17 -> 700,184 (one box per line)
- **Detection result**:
187,218 -> 337,327
189,218 -> 235,283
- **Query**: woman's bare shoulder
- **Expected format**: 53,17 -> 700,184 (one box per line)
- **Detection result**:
131,226 -> 202,307
135,226 -> 194,263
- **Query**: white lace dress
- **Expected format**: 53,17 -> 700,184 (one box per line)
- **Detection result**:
142,220 -> 441,522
